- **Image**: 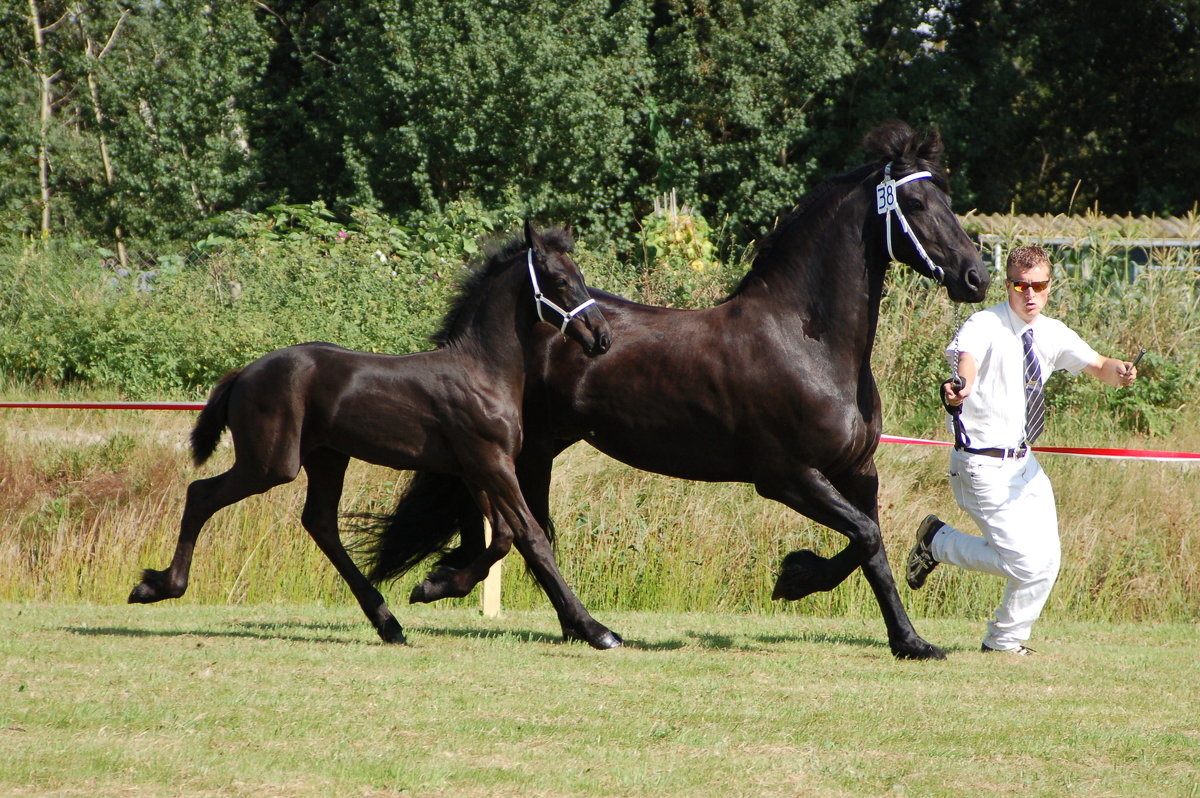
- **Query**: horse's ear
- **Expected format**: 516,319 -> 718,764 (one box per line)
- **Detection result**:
524,219 -> 542,252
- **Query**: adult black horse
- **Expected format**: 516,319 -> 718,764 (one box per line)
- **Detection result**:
128,223 -> 611,644
365,121 -> 989,659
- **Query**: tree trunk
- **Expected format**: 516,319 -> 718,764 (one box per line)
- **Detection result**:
28,0 -> 54,237
82,9 -> 130,270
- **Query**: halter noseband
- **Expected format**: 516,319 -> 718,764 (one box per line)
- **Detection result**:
876,162 -> 945,284
527,248 -> 597,335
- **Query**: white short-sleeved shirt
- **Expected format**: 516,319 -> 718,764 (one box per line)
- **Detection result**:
945,302 -> 1098,449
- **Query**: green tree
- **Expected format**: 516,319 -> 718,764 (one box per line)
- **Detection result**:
648,0 -> 869,237
811,0 -> 1200,216
0,1 -> 268,244
256,0 -> 654,234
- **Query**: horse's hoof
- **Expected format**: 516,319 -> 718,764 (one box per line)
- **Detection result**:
127,583 -> 155,603
378,617 -> 407,645
563,624 -> 623,650
409,581 -> 432,604
584,629 -> 623,650
893,639 -> 947,661
771,549 -> 831,601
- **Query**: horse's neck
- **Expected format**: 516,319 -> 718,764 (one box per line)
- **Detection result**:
454,262 -> 535,378
737,192 -> 883,358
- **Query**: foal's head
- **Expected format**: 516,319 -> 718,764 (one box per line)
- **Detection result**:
433,222 -> 610,356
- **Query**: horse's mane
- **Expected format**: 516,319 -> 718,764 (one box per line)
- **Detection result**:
431,226 -> 575,346
726,120 -> 947,300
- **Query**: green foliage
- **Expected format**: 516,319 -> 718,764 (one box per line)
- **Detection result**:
637,192 -> 735,307
0,201 -> 546,396
5,0 -> 1199,250
260,0 -> 654,234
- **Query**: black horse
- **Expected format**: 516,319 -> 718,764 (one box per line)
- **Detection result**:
364,121 -> 989,658
128,223 -> 611,644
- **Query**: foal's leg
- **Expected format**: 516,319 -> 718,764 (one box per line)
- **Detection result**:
759,465 -> 944,660
128,463 -> 287,604
409,486 -> 514,603
511,454 -> 622,648
300,450 -> 405,644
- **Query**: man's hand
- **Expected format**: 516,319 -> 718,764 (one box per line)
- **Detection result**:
942,379 -> 969,407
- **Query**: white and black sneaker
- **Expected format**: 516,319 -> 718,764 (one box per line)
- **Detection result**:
905,514 -> 944,590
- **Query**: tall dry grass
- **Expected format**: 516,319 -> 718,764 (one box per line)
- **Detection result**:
2,394 -> 1196,623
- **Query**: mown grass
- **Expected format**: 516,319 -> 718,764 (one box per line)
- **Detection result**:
2,604 -> 1197,798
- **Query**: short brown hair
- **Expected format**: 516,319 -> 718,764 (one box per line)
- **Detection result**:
1007,246 -> 1051,276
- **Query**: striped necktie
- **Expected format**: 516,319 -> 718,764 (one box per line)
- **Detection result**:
1022,328 -> 1045,443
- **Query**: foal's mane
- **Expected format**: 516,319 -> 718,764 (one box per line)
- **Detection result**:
431,226 -> 576,346
726,120 -> 948,300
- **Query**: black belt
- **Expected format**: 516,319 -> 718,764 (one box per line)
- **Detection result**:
955,445 -> 1028,459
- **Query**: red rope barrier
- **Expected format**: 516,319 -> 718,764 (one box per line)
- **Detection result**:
0,400 -> 205,411
880,434 -> 1200,462
2,402 -> 1197,461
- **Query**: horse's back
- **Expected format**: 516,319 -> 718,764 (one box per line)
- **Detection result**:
533,296 -> 874,480
227,341 -> 495,473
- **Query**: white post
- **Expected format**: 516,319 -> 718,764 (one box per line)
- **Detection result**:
481,518 -> 502,619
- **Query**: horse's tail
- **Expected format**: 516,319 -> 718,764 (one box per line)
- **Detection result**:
357,471 -> 483,585
190,369 -> 241,466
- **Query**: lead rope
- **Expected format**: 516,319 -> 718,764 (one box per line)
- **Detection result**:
942,302 -> 971,449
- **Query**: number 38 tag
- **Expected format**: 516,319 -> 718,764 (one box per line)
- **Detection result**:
876,180 -> 898,215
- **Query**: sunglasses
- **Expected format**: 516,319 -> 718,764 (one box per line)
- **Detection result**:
1007,279 -> 1051,293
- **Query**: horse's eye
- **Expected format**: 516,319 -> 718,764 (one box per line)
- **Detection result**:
907,200 -> 925,212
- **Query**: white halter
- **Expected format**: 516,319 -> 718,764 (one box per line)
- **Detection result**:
875,162 -> 945,284
527,248 -> 597,335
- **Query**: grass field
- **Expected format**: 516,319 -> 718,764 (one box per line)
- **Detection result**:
2,604 -> 1197,797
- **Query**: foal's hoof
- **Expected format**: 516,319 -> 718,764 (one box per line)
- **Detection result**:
562,621 -> 623,650
771,549 -> 832,601
892,638 -> 947,661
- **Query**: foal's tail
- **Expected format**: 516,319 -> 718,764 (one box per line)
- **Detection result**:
190,369 -> 241,466
358,471 -> 483,585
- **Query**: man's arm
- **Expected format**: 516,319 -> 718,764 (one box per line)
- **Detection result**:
1084,355 -> 1137,388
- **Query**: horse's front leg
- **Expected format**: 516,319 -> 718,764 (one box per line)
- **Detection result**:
758,466 -> 944,660
408,469 -> 518,603
772,467 -> 882,600
512,451 -> 622,649
408,501 -> 507,603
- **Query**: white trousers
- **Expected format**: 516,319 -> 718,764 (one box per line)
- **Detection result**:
931,449 -> 1061,650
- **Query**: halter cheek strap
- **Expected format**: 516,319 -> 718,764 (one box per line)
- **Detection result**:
527,248 -> 597,335
876,162 -> 945,284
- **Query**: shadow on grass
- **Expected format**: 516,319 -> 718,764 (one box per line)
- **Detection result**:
64,619 -> 565,647
63,619 -> 962,655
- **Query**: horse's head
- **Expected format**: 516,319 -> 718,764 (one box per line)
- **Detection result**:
864,121 -> 990,303
524,221 -> 611,356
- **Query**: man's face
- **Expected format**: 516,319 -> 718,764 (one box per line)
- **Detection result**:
1006,262 -> 1052,323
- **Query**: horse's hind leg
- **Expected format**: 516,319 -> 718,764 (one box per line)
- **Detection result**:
759,466 -> 944,660
301,450 -> 405,644
129,465 -> 281,603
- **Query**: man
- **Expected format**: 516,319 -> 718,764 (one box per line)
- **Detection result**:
906,245 -> 1138,655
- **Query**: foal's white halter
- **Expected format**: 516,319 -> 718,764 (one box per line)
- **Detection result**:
527,248 -> 597,335
875,162 -> 945,284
